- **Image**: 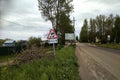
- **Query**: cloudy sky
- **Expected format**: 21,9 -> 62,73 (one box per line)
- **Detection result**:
0,0 -> 120,40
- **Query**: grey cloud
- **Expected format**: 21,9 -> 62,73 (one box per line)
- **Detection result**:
84,0 -> 120,4
1,0 -> 120,40
0,0 -> 39,17
0,0 -> 51,40
0,20 -> 51,32
0,30 -> 46,40
0,0 -> 14,17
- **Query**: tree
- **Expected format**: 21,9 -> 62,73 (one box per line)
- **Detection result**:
89,18 -> 96,43
76,36 -> 78,41
0,39 -> 5,47
96,15 -> 107,43
105,14 -> 115,43
38,0 -> 73,32
38,0 -> 74,44
114,15 -> 120,43
80,19 -> 88,42
58,11 -> 74,44
80,14 -> 120,43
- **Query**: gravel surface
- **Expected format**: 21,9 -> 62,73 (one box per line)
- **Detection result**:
76,43 -> 120,80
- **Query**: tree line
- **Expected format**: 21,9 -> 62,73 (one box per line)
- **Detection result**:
80,14 -> 120,44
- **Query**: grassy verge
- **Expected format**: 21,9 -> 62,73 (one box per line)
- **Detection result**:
0,45 -> 79,80
0,54 -> 17,63
93,43 -> 120,50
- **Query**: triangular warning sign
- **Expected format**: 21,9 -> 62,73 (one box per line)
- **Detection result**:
47,29 -> 58,39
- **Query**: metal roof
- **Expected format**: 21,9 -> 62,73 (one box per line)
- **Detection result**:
4,40 -> 15,43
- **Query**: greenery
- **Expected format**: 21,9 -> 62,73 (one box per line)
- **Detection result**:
0,39 -> 5,47
28,37 -> 42,47
0,54 -> 17,63
79,14 -> 120,44
38,0 -> 74,44
0,45 -> 79,80
80,19 -> 88,42
58,11 -> 74,44
93,43 -> 120,50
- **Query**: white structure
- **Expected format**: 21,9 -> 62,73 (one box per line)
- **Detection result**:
65,33 -> 75,40
2,40 -> 15,47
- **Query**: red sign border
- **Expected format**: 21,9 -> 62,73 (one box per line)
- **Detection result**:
47,29 -> 58,39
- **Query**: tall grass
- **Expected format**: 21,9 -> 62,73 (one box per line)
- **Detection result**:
0,45 -> 79,80
94,43 -> 120,50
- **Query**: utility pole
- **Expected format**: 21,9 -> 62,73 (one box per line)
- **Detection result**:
72,17 -> 76,33
73,17 -> 76,27
72,17 -> 76,43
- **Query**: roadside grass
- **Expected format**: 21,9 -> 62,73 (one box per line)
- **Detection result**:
93,43 -> 120,50
0,45 -> 79,80
0,54 -> 17,63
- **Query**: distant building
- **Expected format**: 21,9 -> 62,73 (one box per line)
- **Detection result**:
2,40 -> 16,47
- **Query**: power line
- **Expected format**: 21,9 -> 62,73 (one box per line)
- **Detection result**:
0,18 -> 30,27
0,18 -> 50,31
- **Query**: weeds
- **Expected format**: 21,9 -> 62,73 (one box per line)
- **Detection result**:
0,45 -> 79,80
94,43 -> 120,50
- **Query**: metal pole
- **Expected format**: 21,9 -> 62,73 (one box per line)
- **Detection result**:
53,43 -> 55,56
73,17 -> 76,27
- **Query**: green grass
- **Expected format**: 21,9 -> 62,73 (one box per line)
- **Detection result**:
0,45 -> 79,80
94,43 -> 120,50
0,54 -> 17,63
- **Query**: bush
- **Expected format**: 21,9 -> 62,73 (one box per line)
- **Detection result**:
28,37 -> 42,48
13,46 -> 52,65
0,46 -> 27,55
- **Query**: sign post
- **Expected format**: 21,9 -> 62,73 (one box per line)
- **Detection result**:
47,29 -> 58,57
53,43 -> 55,56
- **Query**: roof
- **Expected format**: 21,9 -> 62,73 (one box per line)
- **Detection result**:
4,40 -> 15,44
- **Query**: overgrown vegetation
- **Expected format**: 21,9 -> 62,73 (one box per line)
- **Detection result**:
0,54 -> 17,63
0,45 -> 79,80
0,39 -> 5,47
28,37 -> 42,48
94,43 -> 120,50
0,36 -> 42,62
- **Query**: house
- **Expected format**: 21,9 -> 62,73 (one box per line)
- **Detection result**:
2,40 -> 16,47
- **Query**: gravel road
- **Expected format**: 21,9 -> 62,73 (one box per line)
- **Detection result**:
76,43 -> 120,80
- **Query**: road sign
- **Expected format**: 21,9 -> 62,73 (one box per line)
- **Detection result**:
107,35 -> 110,41
48,39 -> 58,44
47,29 -> 58,44
65,33 -> 75,40
47,29 -> 58,39
47,29 -> 58,57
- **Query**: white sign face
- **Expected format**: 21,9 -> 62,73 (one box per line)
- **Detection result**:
107,35 -> 110,40
48,39 -> 58,44
65,33 -> 75,40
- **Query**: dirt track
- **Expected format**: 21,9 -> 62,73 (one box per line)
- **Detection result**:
75,43 -> 120,80
0,60 -> 13,67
